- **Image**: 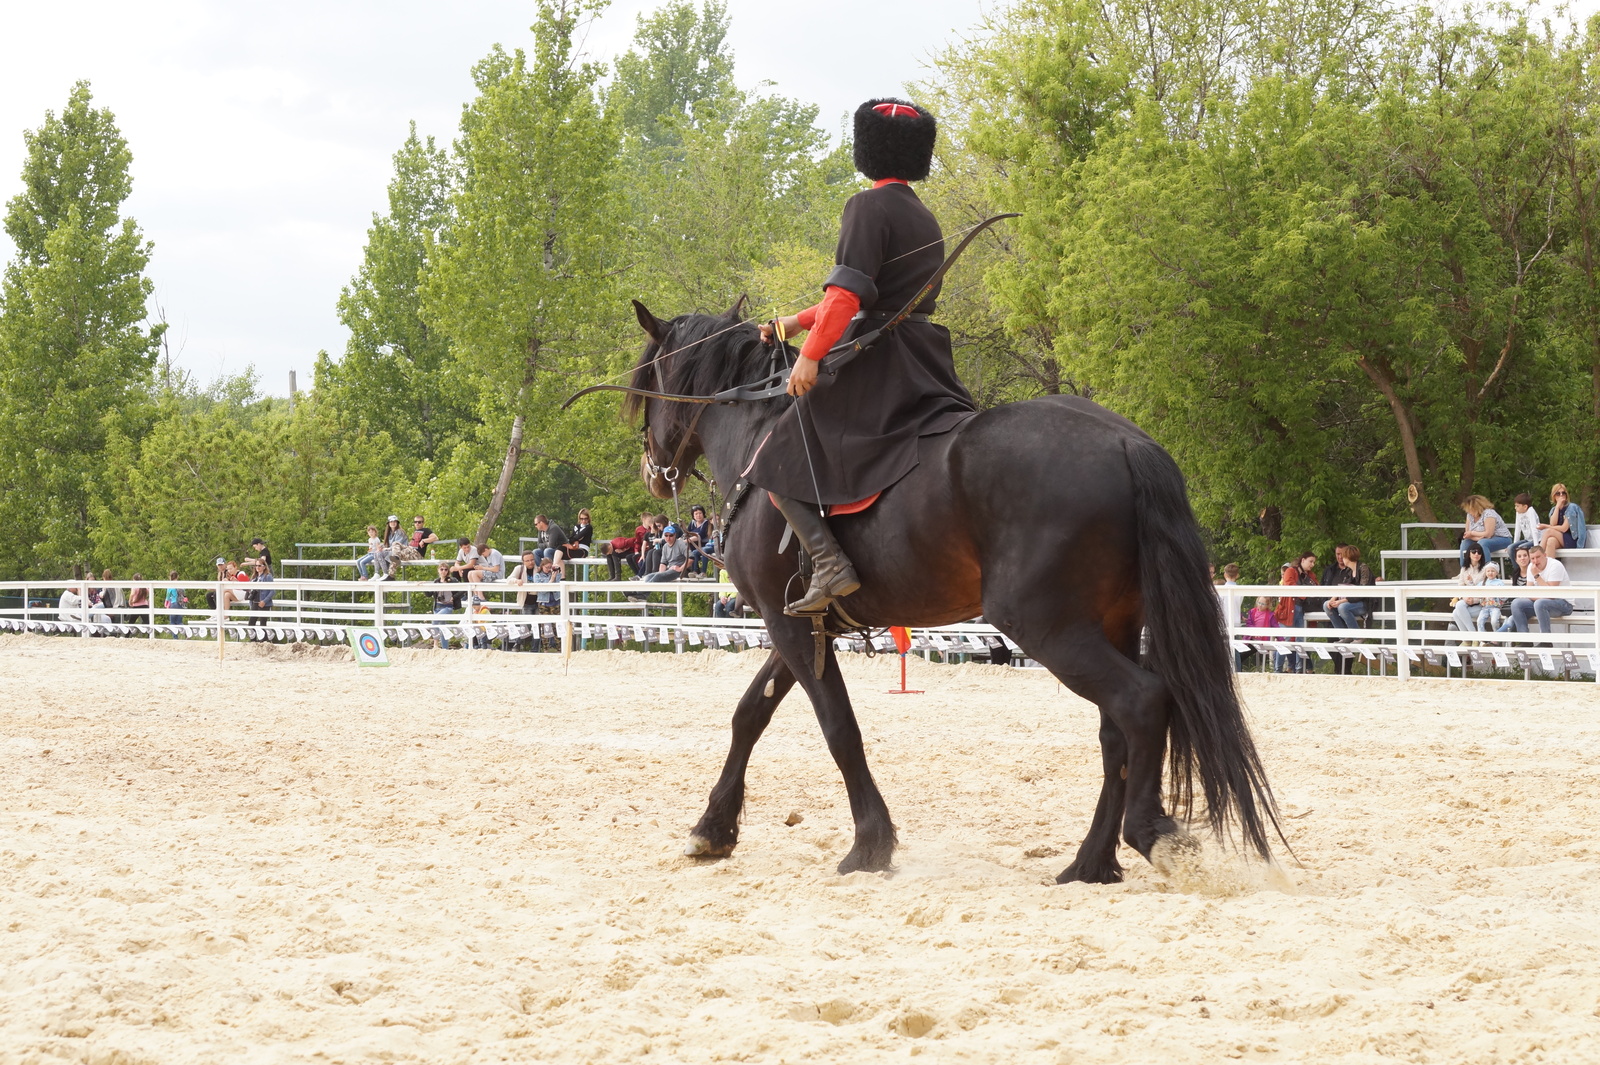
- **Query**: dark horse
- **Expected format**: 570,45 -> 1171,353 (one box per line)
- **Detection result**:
620,300 -> 1280,883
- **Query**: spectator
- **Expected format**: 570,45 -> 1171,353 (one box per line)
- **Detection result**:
58,586 -> 84,623
250,537 -> 273,568
536,558 -> 561,649
1322,545 -> 1375,675
1538,483 -> 1587,557
450,537 -> 479,579
375,515 -> 407,580
472,541 -> 505,582
1477,564 -> 1508,634
1274,551 -> 1317,673
637,514 -> 668,576
1508,492 -> 1539,575
163,571 -> 187,625
94,569 -> 126,621
601,526 -> 642,581
216,559 -> 249,612
687,504 -> 715,574
247,558 -> 275,625
1219,563 -> 1243,671
1246,597 -> 1279,670
533,514 -> 569,567
355,524 -> 383,580
563,509 -> 593,559
643,524 -> 690,584
1458,495 -> 1511,567
128,576 -> 149,622
1509,545 -> 1574,635
713,566 -> 741,618
508,550 -> 542,612
430,562 -> 463,614
1450,542 -> 1489,637
387,516 -> 437,576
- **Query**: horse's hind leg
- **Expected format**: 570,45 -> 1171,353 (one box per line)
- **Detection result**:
686,650 -> 796,858
1056,710 -> 1128,884
992,613 -> 1178,873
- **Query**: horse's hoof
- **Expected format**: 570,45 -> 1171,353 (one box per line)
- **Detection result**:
1056,858 -> 1123,885
836,844 -> 893,875
685,834 -> 734,859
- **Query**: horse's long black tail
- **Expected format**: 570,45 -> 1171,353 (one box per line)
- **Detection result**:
1124,436 -> 1282,860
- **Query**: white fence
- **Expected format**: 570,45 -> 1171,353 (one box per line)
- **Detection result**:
3,578 -> 1596,681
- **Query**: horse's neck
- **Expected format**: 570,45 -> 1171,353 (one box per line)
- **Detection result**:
699,401 -> 777,496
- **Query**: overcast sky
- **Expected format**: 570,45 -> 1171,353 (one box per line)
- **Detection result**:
0,0 -> 992,395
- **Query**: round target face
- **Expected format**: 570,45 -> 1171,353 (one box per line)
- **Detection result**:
359,633 -> 381,657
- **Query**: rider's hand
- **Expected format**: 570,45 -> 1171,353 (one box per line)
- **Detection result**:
759,315 -> 803,345
787,356 -> 819,397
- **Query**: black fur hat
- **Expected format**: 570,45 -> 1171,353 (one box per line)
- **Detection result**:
853,98 -> 936,182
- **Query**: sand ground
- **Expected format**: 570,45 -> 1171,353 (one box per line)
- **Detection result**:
1,634 -> 1598,1064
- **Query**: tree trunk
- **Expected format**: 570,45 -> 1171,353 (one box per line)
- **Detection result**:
476,412 -> 525,547
1356,350 -> 1453,550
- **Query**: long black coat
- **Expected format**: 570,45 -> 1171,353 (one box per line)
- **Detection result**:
747,183 -> 977,505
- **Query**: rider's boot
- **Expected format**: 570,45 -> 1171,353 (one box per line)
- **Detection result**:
773,495 -> 861,616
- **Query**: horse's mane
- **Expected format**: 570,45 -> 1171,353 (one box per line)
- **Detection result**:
623,311 -> 791,442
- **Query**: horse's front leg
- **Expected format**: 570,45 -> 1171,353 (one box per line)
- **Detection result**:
769,617 -> 897,874
686,650 -> 796,858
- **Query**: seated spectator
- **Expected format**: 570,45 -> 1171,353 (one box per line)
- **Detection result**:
247,558 -> 275,625
1509,546 -> 1575,635
600,526 -> 642,581
1477,564 -> 1508,633
1508,492 -> 1538,574
1322,545 -> 1375,675
387,515 -> 437,575
375,515 -> 407,579
450,537 -> 479,579
355,524 -> 383,580
712,567 -> 741,619
533,514 -> 569,567
1450,542 -> 1489,636
637,514 -> 668,577
430,562 -> 463,613
163,571 -> 187,625
536,559 -> 561,649
216,559 -> 250,611
58,586 -> 84,622
507,551 -> 542,613
1538,483 -> 1587,557
643,524 -> 690,583
563,509 -> 593,559
470,541 -> 505,582
1459,495 -> 1511,567
687,504 -> 715,574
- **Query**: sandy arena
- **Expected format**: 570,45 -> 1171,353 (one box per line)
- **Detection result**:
2,634 -> 1598,1063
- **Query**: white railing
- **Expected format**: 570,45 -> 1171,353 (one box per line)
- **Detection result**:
2,577 -> 1595,680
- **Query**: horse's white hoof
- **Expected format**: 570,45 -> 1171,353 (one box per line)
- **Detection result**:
685,835 -> 713,857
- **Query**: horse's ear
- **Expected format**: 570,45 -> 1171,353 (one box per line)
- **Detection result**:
725,294 -> 748,321
633,299 -> 666,344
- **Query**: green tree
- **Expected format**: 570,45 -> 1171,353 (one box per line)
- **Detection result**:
422,0 -> 624,544
610,0 -> 735,150
0,80 -> 161,577
322,125 -> 472,465
90,378 -> 398,577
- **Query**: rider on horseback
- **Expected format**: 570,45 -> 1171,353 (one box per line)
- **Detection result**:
755,98 -> 978,616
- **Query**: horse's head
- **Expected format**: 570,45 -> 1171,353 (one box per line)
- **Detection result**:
625,296 -> 758,500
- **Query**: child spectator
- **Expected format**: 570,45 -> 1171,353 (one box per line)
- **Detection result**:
356,525 -> 383,580
1477,563 -> 1507,634
450,537 -> 479,579
1246,596 -> 1280,670
1508,492 -> 1538,574
163,571 -> 187,625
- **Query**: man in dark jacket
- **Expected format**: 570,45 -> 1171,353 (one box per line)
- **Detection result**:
753,98 -> 976,616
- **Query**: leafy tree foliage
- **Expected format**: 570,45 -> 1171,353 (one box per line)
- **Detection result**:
0,81 -> 161,577
321,126 -> 472,466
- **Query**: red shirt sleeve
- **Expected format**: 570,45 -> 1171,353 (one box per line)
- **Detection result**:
798,285 -> 861,362
794,303 -> 820,331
